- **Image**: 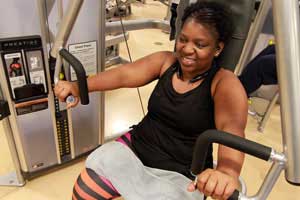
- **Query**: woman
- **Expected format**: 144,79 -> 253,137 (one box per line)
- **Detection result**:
55,2 -> 247,200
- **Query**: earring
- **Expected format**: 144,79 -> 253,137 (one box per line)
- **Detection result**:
215,46 -> 221,57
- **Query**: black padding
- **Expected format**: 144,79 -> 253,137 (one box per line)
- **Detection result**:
14,84 -> 45,101
59,48 -> 89,105
191,129 -> 272,175
0,100 -> 10,120
201,0 -> 256,71
228,189 -> 240,200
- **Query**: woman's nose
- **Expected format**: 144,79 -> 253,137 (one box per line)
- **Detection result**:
182,43 -> 195,54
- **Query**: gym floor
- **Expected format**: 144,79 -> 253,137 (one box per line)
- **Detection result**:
0,1 -> 299,199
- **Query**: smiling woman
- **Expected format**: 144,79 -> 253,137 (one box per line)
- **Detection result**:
54,2 -> 248,200
175,20 -> 220,86
176,20 -> 218,71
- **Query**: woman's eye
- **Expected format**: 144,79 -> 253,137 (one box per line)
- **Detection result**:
196,43 -> 205,49
179,37 -> 187,43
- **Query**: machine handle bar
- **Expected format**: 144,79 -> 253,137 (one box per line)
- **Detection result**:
191,129 -> 273,200
59,48 -> 89,105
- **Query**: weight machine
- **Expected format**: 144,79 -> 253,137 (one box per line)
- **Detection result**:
0,0 -> 105,186
0,0 -> 169,186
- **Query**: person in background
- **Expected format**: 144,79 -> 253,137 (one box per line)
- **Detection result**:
238,44 -> 277,96
169,0 -> 180,40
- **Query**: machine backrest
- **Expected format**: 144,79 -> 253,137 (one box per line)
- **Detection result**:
176,0 -> 256,71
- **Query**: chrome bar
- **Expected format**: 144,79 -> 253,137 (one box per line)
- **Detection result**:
272,0 -> 300,184
258,91 -> 279,132
0,67 -> 26,182
235,0 -> 272,75
269,149 -> 286,163
36,0 -> 52,50
105,32 -> 129,47
164,0 -> 172,21
239,161 -> 285,200
98,0 -> 106,145
0,118 -> 25,186
57,0 -> 63,21
105,19 -> 170,34
35,0 -> 55,44
50,0 -> 84,57
36,0 -> 62,163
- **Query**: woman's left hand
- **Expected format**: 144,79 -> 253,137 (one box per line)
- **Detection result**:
187,168 -> 239,200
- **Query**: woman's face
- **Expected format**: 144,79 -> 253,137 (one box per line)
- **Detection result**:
175,19 -> 224,75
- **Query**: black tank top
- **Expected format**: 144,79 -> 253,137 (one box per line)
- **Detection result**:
131,61 -> 219,179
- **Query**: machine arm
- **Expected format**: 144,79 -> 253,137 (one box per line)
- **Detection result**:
59,49 -> 89,105
191,129 -> 275,200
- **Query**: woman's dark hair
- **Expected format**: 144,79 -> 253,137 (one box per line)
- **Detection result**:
181,1 -> 234,45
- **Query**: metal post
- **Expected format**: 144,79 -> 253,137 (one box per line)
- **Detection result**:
0,119 -> 25,186
0,82 -> 24,186
239,161 -> 285,200
50,0 -> 84,58
235,0 -> 272,75
98,0 -> 105,144
36,0 -> 62,164
57,0 -> 63,21
164,0 -> 172,21
272,0 -> 300,184
258,91 -> 279,132
106,19 -> 170,34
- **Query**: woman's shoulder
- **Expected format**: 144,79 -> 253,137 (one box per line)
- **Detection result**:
155,51 -> 177,63
211,67 -> 242,96
157,51 -> 177,76
215,68 -> 236,80
150,51 -> 175,58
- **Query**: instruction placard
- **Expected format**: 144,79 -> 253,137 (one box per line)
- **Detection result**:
68,41 -> 97,81
4,52 -> 27,98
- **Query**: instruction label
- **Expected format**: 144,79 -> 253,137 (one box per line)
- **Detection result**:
4,52 -> 26,98
68,41 -> 97,81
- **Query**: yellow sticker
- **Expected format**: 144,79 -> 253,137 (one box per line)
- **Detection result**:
59,72 -> 64,80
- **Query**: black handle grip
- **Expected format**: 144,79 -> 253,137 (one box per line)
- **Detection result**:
191,129 -> 273,200
0,100 -> 10,120
228,190 -> 240,200
191,129 -> 272,174
59,48 -> 89,105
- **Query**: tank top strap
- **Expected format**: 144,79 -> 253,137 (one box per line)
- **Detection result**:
206,60 -> 220,80
159,60 -> 179,80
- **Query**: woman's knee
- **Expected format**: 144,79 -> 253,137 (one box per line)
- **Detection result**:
85,142 -> 119,175
86,132 -> 132,171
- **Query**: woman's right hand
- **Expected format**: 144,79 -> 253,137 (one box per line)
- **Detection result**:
54,80 -> 80,109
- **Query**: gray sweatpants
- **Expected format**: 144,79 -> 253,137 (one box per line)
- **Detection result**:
86,141 -> 204,200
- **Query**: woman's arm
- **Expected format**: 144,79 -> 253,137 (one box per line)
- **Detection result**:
188,69 -> 248,199
54,51 -> 175,107
88,51 -> 175,91
213,70 -> 248,178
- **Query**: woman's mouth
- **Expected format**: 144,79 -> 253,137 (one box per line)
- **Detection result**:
182,57 -> 196,66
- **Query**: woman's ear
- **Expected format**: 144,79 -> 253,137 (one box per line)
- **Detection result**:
215,42 -> 224,57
